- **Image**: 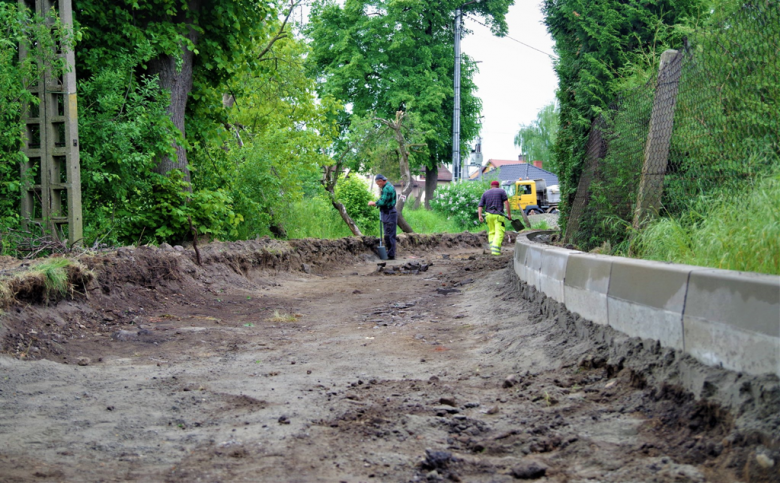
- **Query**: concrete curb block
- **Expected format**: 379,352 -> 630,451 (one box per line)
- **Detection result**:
513,231 -> 780,377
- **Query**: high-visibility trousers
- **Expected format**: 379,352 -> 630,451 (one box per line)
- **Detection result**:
486,213 -> 506,255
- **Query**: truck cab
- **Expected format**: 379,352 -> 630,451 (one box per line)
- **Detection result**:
502,178 -> 559,215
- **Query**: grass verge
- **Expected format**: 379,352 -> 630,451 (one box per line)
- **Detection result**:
629,174 -> 780,275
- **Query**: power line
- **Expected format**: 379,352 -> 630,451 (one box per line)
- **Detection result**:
464,14 -> 558,59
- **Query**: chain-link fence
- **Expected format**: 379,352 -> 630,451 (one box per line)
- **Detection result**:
566,0 -> 780,251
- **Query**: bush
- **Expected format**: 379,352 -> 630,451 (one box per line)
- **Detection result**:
335,176 -> 379,236
430,181 -> 491,229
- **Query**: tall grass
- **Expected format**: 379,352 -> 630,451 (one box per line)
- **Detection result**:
401,205 -> 482,234
33,258 -> 74,298
280,196 -> 356,239
631,175 -> 780,275
279,195 -> 488,239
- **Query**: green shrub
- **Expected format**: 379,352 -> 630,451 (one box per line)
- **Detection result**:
429,181 -> 491,230
116,170 -> 242,244
335,176 -> 379,236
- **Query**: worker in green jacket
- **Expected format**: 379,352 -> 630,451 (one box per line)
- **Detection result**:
368,174 -> 397,260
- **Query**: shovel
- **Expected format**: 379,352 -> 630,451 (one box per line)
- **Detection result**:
377,218 -> 388,260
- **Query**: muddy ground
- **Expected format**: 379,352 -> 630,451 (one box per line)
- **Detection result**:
0,233 -> 778,483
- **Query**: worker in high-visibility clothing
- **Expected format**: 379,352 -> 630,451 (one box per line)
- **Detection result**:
477,180 -> 512,255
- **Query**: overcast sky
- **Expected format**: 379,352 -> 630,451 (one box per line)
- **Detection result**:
461,0 -> 558,166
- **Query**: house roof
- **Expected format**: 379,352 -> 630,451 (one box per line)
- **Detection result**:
437,166 -> 453,182
487,159 -> 524,168
419,166 -> 453,182
476,163 -> 559,188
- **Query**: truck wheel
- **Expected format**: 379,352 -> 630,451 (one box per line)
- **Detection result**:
526,208 -> 541,215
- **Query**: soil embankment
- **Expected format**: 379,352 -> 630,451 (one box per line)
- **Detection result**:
0,234 -> 777,482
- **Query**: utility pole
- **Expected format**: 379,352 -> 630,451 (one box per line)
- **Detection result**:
451,0 -> 480,183
451,5 -> 462,182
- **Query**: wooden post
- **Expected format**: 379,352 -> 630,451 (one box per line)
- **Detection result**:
632,49 -> 682,230
19,0 -> 83,245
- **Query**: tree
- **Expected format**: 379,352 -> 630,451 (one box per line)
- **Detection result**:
306,0 -> 513,207
373,111 -> 427,233
73,0 -> 273,183
542,0 -> 706,230
186,8 -> 342,240
514,101 -> 559,174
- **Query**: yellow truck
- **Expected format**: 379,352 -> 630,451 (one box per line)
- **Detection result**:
501,178 -> 560,215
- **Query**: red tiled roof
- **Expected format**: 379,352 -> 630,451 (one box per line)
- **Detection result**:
488,159 -> 525,167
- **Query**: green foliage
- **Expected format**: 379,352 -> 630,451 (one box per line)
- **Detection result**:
335,176 -> 379,236
566,0 -> 779,252
0,3 -> 72,231
402,204 -> 474,234
628,173 -> 780,275
114,170 -> 241,243
345,111 -> 431,182
514,102 -> 559,173
306,0 -> 512,174
74,0 -> 272,91
188,22 -> 340,240
430,180 -> 491,230
542,0 -> 706,231
75,45 -> 241,245
280,195 -> 355,240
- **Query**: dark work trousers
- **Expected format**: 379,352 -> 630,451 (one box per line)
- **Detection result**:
381,209 -> 398,259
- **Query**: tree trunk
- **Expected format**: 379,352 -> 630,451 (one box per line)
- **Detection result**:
424,164 -> 438,209
146,0 -> 203,186
322,164 -> 363,237
396,211 -> 413,233
325,189 -> 363,237
378,111 -> 416,233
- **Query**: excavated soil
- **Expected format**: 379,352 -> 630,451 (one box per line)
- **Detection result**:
0,233 -> 778,483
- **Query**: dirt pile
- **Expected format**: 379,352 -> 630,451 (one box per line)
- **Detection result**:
0,233 -> 484,361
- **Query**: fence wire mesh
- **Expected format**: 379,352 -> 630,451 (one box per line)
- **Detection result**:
567,0 -> 780,251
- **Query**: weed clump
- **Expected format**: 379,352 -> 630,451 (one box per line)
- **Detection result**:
0,258 -> 94,306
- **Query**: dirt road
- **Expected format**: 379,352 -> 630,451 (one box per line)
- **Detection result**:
1,235 -> 778,482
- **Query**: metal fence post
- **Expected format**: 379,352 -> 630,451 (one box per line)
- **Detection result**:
19,0 -> 83,246
632,49 -> 682,230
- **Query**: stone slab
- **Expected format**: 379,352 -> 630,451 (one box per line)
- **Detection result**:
684,269 -> 780,337
684,317 -> 780,376
539,248 -> 573,303
564,254 -> 612,293
608,258 -> 693,312
563,254 -> 612,326
514,242 -> 530,283
564,286 -> 609,326
525,245 -> 544,291
608,298 -> 684,349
